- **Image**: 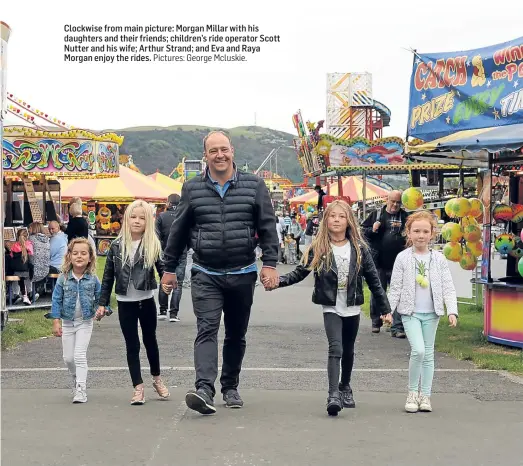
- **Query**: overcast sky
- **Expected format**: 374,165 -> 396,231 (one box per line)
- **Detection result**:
3,0 -> 523,139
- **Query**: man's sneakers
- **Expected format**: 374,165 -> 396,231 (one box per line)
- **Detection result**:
339,385 -> 356,408
185,388 -> 216,415
223,389 -> 244,408
169,312 -> 180,322
158,310 -> 167,321
391,331 -> 406,339
326,392 -> 343,416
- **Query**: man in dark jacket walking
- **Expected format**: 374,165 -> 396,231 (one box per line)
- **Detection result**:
161,130 -> 279,415
155,193 -> 187,322
362,190 -> 408,337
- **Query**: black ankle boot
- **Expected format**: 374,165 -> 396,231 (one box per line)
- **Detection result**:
326,392 -> 343,416
339,385 -> 355,408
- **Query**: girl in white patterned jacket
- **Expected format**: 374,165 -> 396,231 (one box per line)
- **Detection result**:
388,211 -> 458,414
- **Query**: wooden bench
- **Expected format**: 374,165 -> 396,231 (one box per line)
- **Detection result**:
5,276 -> 20,306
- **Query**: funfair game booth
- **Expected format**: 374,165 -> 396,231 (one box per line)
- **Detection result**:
405,36 -> 523,348
58,165 -> 175,255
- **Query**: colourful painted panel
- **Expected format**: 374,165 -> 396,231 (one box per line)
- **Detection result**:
2,127 -> 121,177
488,288 -> 523,343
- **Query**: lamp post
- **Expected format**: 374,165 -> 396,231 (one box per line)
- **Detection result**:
1,21 -> 12,325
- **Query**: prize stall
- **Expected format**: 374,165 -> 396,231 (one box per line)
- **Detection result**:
58,165 -> 175,255
405,36 -> 523,348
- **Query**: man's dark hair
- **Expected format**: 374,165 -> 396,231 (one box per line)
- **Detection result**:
168,194 -> 181,206
314,185 -> 321,191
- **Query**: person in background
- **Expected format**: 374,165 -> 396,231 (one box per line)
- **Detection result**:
27,222 -> 50,298
288,215 -> 303,260
362,190 -> 408,337
276,216 -> 284,264
315,185 -> 326,212
10,229 -> 34,305
49,221 -> 69,273
65,202 -> 88,243
155,193 -> 187,322
305,212 -> 314,246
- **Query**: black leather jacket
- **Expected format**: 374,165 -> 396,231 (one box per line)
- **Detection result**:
99,239 -> 164,307
279,242 -> 391,313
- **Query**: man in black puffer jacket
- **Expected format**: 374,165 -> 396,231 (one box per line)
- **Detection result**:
161,130 -> 279,415
155,193 -> 187,322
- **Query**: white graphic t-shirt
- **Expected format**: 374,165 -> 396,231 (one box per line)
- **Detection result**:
413,252 -> 434,313
322,243 -> 361,317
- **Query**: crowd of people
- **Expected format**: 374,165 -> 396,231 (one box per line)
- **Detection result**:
36,129 -> 459,417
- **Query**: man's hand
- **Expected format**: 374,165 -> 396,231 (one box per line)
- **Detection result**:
95,306 -> 106,321
161,272 -> 178,290
381,313 -> 393,324
372,221 -> 381,232
260,267 -> 279,290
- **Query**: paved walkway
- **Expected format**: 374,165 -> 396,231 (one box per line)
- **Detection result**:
2,264 -> 523,465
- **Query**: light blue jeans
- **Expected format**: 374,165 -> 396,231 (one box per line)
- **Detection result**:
401,312 -> 440,396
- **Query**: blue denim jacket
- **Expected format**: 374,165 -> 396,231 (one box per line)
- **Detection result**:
50,271 -> 101,321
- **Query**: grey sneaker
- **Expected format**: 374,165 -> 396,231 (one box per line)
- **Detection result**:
73,384 -> 87,403
223,389 -> 244,408
185,388 -> 216,415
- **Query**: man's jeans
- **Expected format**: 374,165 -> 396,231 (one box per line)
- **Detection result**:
159,260 -> 186,315
190,269 -> 257,397
369,268 -> 404,333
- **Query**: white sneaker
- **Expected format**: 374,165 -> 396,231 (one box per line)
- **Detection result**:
73,384 -> 87,403
405,391 -> 419,413
22,296 -> 31,305
419,394 -> 432,412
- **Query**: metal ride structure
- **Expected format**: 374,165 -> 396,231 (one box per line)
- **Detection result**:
326,72 -> 391,141
169,156 -> 206,183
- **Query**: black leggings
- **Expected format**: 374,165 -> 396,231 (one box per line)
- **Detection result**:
117,297 -> 161,387
323,313 -> 360,395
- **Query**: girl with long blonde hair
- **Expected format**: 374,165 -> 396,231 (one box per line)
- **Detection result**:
97,199 -> 170,405
264,200 -> 392,416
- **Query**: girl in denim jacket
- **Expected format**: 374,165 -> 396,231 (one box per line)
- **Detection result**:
50,238 -> 101,403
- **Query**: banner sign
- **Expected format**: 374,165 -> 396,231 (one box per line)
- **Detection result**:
407,36 -> 523,141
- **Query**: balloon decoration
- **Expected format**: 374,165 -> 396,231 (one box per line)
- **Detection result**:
518,257 -> 523,277
441,196 -> 485,270
401,187 -> 424,211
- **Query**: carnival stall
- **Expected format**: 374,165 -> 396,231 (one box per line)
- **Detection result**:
405,36 -> 523,349
2,92 -> 122,310
289,176 -> 390,211
58,165 -> 174,255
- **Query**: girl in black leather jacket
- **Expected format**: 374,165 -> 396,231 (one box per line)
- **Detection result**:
97,200 -> 170,405
264,200 -> 392,416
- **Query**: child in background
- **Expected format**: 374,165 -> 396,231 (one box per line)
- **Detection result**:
97,199 -> 170,405
387,211 -> 458,413
49,238 -> 101,403
264,200 -> 392,416
285,233 -> 297,264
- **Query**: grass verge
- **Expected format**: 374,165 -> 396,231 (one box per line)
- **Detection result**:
362,287 -> 523,376
1,310 -> 53,350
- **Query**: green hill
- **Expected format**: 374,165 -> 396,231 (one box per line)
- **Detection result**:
108,125 -> 305,182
